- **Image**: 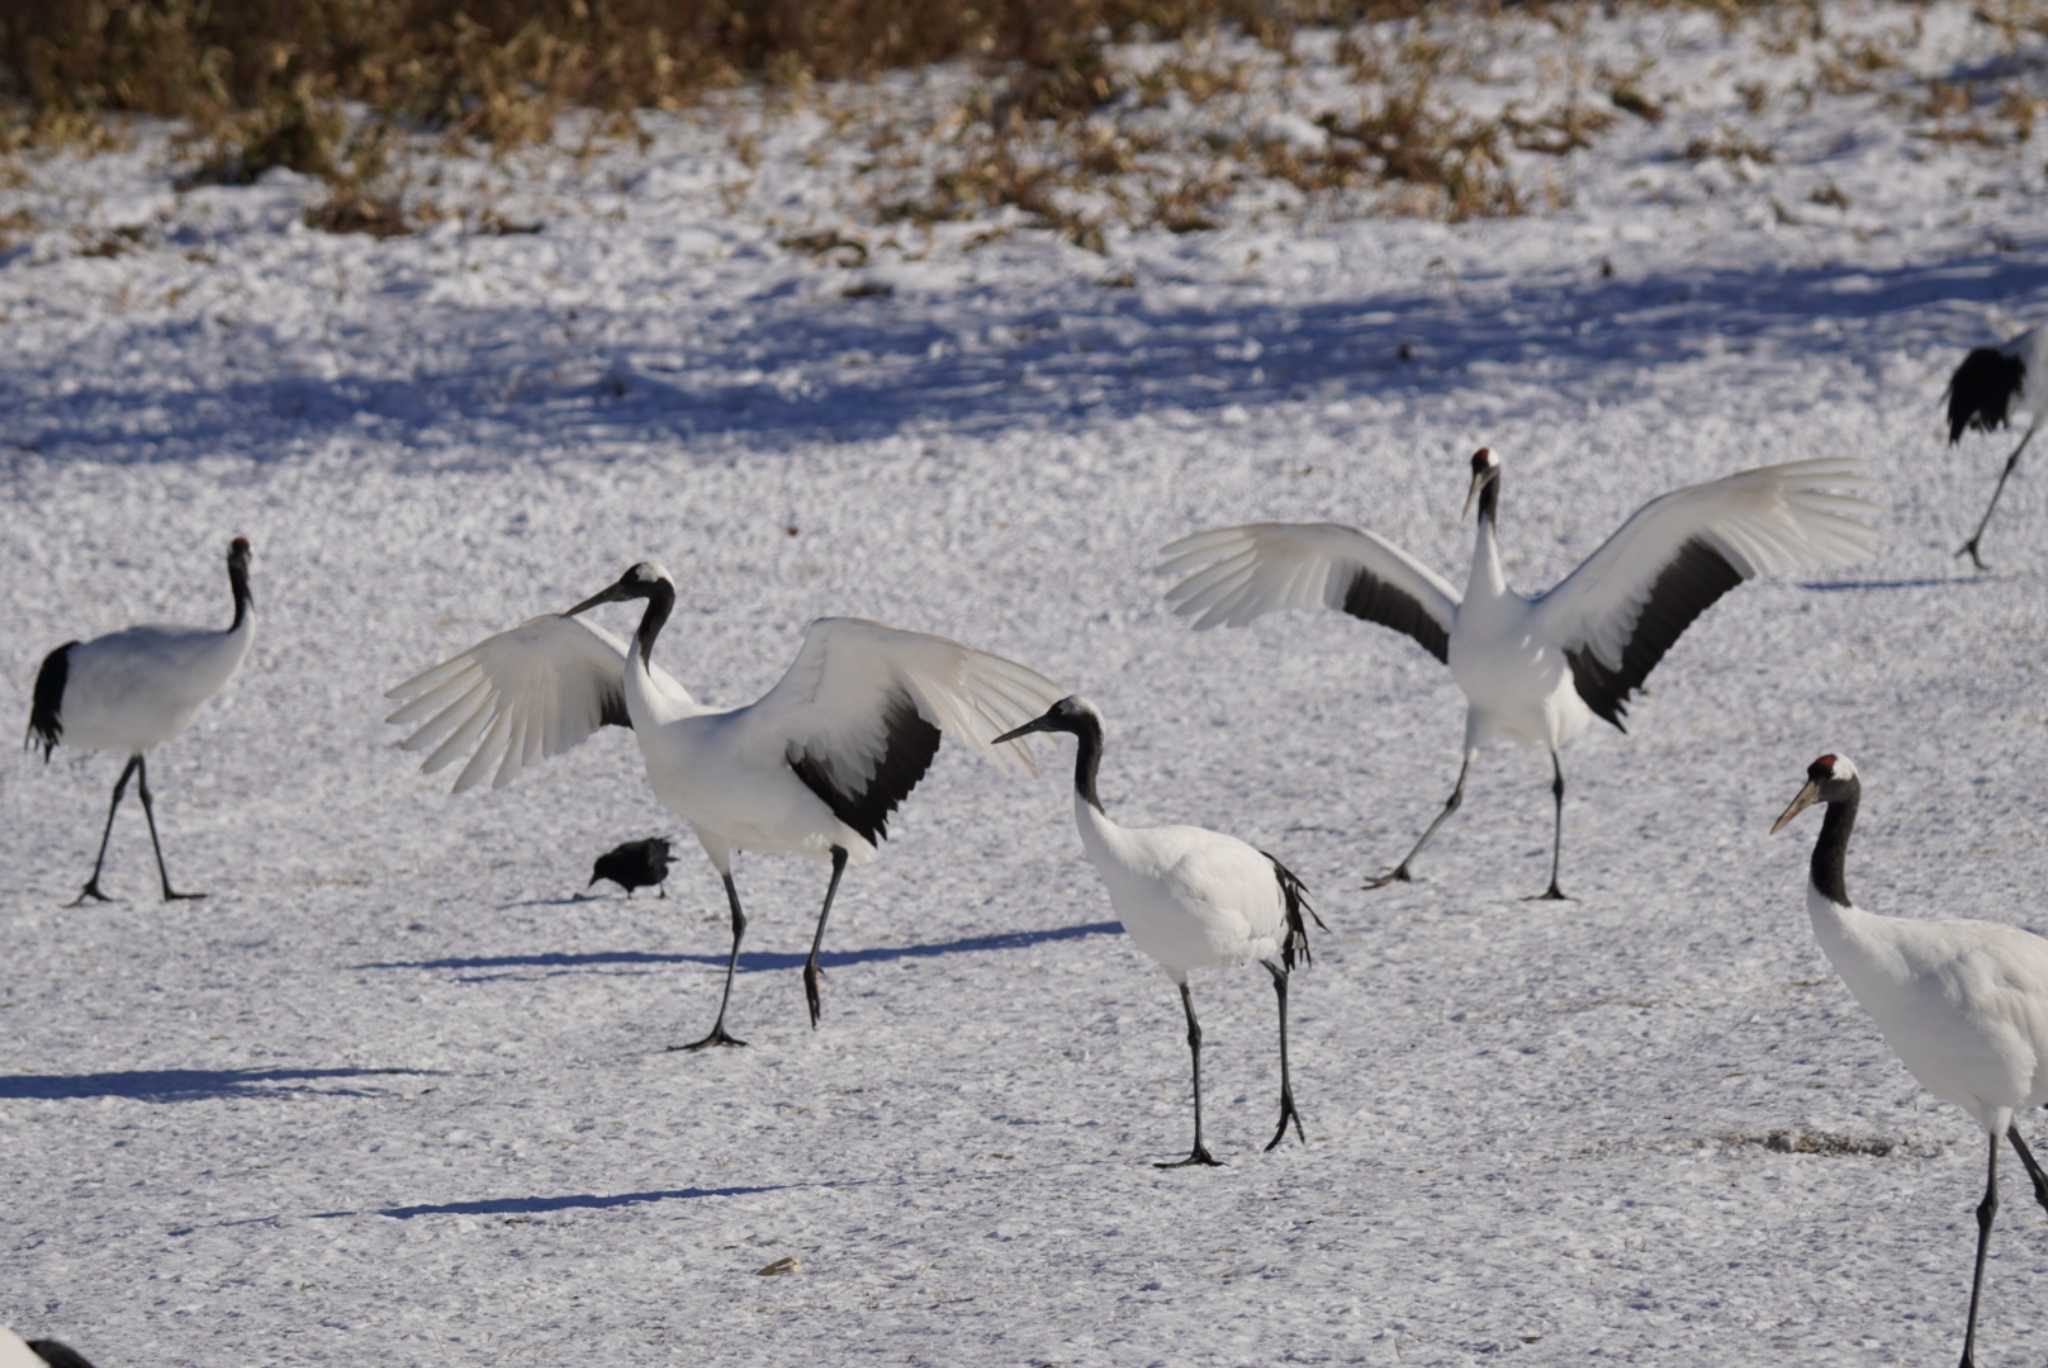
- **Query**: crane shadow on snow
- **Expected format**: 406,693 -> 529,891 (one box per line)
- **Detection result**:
0,1066 -> 441,1103
15,242 -> 2048,465
352,919 -> 1123,982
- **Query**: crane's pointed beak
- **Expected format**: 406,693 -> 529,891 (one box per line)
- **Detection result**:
565,581 -> 628,617
1462,467 -> 1494,522
992,715 -> 1053,747
1769,779 -> 1822,834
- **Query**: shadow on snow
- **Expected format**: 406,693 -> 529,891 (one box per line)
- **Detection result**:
352,919 -> 1124,979
0,1066 -> 440,1103
12,242 -> 2048,467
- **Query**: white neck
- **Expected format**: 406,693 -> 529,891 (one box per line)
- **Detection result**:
1803,880 -> 1903,1013
1466,516 -> 1508,603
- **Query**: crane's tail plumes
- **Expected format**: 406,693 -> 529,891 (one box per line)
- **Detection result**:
1262,852 -> 1324,972
24,641 -> 74,763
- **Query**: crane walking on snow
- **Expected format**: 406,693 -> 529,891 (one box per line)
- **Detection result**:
1161,451 -> 1878,900
1946,326 -> 2045,571
993,696 -> 1322,1167
386,561 -> 1064,1048
25,536 -> 255,905
1771,753 -> 2048,1368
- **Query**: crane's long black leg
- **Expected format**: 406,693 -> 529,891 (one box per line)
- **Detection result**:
1367,750 -> 1471,890
1526,748 -> 1571,902
1264,962 -> 1306,1152
69,755 -> 141,906
135,757 -> 203,901
1960,1130 -> 1999,1368
1958,426 -> 2036,572
1158,982 -> 1221,1169
802,847 -> 849,1031
677,872 -> 748,1050
2007,1126 -> 2048,1216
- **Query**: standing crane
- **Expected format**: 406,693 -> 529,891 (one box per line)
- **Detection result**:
1772,753 -> 2048,1368
25,536 -> 254,904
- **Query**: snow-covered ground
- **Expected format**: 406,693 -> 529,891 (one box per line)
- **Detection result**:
6,4 -> 2048,1364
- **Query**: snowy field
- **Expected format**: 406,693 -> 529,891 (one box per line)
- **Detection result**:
6,3 -> 2048,1364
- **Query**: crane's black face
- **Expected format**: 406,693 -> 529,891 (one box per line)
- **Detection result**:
565,563 -> 663,617
992,695 -> 1097,746
1462,447 -> 1501,521
1769,752 -> 1861,833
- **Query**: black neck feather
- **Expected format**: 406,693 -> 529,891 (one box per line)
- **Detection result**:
228,557 -> 251,631
635,581 -> 675,669
1069,712 -> 1104,813
1811,778 -> 1858,908
1478,476 -> 1500,527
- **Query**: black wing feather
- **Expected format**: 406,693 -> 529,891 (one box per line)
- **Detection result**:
25,640 -> 74,762
1947,348 -> 2025,444
1565,537 -> 1743,732
1340,565 -> 1450,664
786,689 -> 942,847
28,1342 -> 102,1368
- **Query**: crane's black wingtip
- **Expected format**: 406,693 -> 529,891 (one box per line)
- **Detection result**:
1261,851 -> 1320,971
27,1340 -> 102,1368
1947,347 -> 2025,445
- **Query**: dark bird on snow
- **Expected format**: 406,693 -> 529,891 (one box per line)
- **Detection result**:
589,836 -> 674,898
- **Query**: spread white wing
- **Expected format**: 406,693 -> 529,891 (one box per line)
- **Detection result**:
384,615 -> 692,793
1533,457 -> 1880,727
729,618 -> 1065,844
1159,522 -> 1460,663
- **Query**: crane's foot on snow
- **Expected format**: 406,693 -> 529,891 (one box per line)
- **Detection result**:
67,880 -> 113,907
1266,1092 -> 1308,1152
1956,539 -> 1989,573
162,888 -> 207,902
673,1026 -> 747,1051
1157,1146 -> 1223,1170
1363,865 -> 1412,892
803,963 -> 825,1031
1524,883 -> 1571,903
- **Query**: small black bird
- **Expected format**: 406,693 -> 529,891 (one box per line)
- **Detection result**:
589,837 -> 673,898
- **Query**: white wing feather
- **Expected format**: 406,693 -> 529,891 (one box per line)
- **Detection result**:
734,617 -> 1064,785
384,615 -> 690,794
1158,522 -> 1459,656
1533,456 -> 1881,666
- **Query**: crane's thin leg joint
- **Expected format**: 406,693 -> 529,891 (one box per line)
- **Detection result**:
1158,983 -> 1222,1169
1527,749 -> 1571,902
1960,1130 -> 1999,1368
1264,962 -> 1306,1151
2007,1126 -> 2048,1216
803,847 -> 849,1031
1367,751 -> 1471,891
136,756 -> 203,902
69,754 -> 142,906
1958,426 -> 2037,572
679,873 -> 749,1050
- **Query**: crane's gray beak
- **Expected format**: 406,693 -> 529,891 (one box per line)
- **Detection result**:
1769,779 -> 1822,835
565,579 -> 631,617
1462,466 -> 1495,522
993,714 -> 1054,747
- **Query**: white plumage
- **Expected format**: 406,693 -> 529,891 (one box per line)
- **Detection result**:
1772,752 -> 2048,1368
25,536 -> 255,904
994,696 -> 1320,1167
1946,325 -> 2046,570
387,559 -> 1063,1047
1162,451 -> 1879,898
